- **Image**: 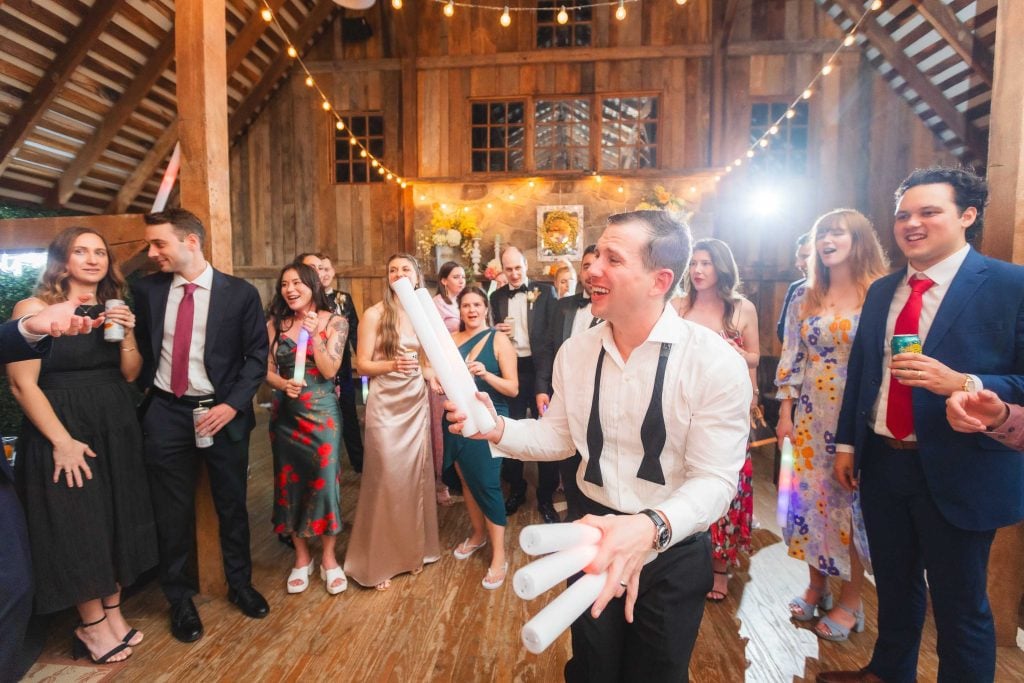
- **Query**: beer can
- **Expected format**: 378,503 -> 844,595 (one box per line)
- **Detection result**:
103,299 -> 125,342
193,406 -> 214,448
891,334 -> 922,356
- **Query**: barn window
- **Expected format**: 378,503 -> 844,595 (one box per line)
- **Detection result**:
471,100 -> 526,173
600,96 -> 659,170
535,98 -> 591,171
537,1 -> 593,48
335,113 -> 385,184
750,101 -> 809,175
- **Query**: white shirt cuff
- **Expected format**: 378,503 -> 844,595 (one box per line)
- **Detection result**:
17,316 -> 47,345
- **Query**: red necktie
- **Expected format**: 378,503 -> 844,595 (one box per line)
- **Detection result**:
170,283 -> 198,397
885,275 -> 935,439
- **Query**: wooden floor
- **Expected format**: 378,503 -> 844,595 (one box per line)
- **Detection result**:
24,410 -> 1024,682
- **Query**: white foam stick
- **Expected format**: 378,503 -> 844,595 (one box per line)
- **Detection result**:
292,328 -> 310,382
519,523 -> 603,556
390,277 -> 495,436
521,572 -> 606,654
415,287 -> 473,382
513,544 -> 599,600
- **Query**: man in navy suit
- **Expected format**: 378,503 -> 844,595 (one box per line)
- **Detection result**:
819,168 -> 1024,683
489,246 -> 559,523
133,209 -> 270,644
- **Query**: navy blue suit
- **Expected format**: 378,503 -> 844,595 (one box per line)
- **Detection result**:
0,319 -> 47,682
837,248 -> 1024,682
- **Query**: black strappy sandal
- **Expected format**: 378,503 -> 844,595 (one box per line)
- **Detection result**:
71,615 -> 132,664
102,601 -> 142,646
706,570 -> 729,602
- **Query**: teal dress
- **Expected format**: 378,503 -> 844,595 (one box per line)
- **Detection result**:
270,334 -> 343,538
443,329 -> 509,526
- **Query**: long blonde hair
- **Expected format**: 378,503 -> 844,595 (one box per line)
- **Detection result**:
36,227 -> 125,305
378,253 -> 424,360
801,209 -> 889,317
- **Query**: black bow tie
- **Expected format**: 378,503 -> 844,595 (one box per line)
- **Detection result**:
509,285 -> 528,295
575,297 -> 590,308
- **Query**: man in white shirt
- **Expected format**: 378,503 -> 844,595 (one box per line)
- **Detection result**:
450,211 -> 750,680
133,209 -> 270,644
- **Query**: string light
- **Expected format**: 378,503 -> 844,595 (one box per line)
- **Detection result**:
500,5 -> 511,27
758,139 -> 768,148
821,62 -> 833,76
443,1 -> 455,17
843,33 -> 856,47
335,120 -> 345,131
321,100 -> 331,111
676,0 -> 687,5
392,0 -> 403,8
260,7 -> 273,22
615,0 -> 626,21
286,45 -> 297,58
801,88 -> 812,99
557,6 -> 569,24
304,75 -> 314,87
870,0 -> 883,10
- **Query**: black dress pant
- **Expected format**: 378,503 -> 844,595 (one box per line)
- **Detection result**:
564,496 -> 712,683
336,368 -> 364,472
0,466 -> 32,683
502,356 -> 559,505
860,433 -> 996,683
141,395 -> 253,604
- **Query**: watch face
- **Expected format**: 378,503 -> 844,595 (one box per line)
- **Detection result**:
657,527 -> 670,549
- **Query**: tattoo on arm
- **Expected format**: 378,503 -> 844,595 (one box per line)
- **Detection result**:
328,318 -> 349,362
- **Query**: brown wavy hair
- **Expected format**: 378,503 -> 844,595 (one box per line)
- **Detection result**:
378,253 -> 424,360
801,209 -> 890,317
35,227 -> 125,305
679,238 -> 744,338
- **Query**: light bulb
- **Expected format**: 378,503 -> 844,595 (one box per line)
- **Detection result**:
401,182 -> 408,189
785,108 -> 796,119
689,186 -> 696,193
260,7 -> 273,22
616,185 -> 624,194
594,174 -> 602,183
528,180 -> 535,188
802,88 -> 812,99
870,0 -> 882,10
392,0 -> 402,8
714,175 -> 721,182
675,0 -> 687,5
443,1 -> 454,18
615,1 -> 626,21
557,6 -> 569,24
360,150 -> 367,158
746,149 -> 754,158
734,159 -> 742,167
769,125 -> 779,135
500,6 -> 511,27
759,138 -> 768,148
335,120 -> 344,130
378,167 -> 385,175
349,136 -> 357,145
371,159 -> 379,168
843,33 -> 856,47
321,100 -> 331,111
304,75 -> 314,87
821,63 -> 833,76
386,173 -> 393,180
286,45 -> 297,58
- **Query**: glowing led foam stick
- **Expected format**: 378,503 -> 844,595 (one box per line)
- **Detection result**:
776,436 -> 794,528
292,328 -> 310,382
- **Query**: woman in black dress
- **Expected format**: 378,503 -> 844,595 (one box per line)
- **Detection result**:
7,227 -> 157,664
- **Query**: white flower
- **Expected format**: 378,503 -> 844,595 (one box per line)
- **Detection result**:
432,231 -> 448,247
446,229 -> 462,247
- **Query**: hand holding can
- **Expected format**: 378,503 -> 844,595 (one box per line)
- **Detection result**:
103,299 -> 126,342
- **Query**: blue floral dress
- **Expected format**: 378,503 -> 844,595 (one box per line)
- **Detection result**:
774,287 -> 871,579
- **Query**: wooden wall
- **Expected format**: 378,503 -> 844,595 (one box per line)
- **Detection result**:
228,0 -> 958,342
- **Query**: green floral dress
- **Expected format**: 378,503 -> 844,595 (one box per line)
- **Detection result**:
270,334 -> 343,538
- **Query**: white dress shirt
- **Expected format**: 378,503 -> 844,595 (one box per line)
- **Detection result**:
506,279 -> 532,357
570,299 -> 595,339
491,305 -> 751,547
154,264 -> 215,396
869,244 -> 979,441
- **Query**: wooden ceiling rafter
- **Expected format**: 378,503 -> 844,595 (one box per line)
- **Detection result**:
825,0 -> 987,161
51,27 -> 176,207
108,116 -> 178,213
908,0 -> 994,86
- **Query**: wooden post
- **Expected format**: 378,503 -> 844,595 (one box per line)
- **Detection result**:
176,0 -> 233,597
984,0 -> 1024,647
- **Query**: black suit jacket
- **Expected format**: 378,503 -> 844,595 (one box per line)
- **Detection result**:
776,278 -> 805,343
537,293 -> 597,396
131,269 -> 269,437
0,319 -> 49,365
489,282 -> 557,394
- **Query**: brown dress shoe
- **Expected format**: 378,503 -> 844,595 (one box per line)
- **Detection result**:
816,669 -> 884,683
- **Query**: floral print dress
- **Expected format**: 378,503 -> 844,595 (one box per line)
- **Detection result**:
774,287 -> 871,579
270,334 -> 343,538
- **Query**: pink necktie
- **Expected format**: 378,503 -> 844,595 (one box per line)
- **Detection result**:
885,275 -> 935,439
170,283 -> 198,397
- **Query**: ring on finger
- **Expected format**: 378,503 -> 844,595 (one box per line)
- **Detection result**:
618,580 -> 628,588
917,370 -> 923,379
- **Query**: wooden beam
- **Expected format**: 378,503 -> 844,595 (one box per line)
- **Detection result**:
830,0 -> 985,160
226,0 -> 289,75
908,0 -> 994,87
0,0 -> 121,178
710,0 -> 741,165
106,116 -> 179,214
0,213 -> 145,250
228,0 -> 338,141
52,28 -> 176,207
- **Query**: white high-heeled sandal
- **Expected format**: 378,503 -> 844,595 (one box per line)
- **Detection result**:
321,565 -> 348,595
287,560 -> 314,594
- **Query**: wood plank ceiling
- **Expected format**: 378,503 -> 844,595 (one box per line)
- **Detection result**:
817,0 -> 996,162
0,0 -> 999,216
0,0 -> 337,215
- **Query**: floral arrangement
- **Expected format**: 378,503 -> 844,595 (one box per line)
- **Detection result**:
418,204 -> 481,259
540,210 -> 580,256
483,258 -> 501,281
635,185 -> 693,219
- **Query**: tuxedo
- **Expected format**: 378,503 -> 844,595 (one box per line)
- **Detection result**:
327,289 -> 363,472
776,278 -> 805,343
132,269 -> 268,604
836,248 -> 1024,683
489,281 -> 559,507
0,319 -> 44,681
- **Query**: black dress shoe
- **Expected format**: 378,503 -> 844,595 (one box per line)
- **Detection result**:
505,491 -> 526,515
170,598 -> 203,643
228,585 -> 270,619
538,502 -> 561,524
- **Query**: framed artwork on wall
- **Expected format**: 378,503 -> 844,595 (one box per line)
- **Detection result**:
537,204 -> 584,262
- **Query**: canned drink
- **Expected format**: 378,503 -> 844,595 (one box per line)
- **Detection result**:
891,334 -> 922,356
193,406 -> 214,448
103,299 -> 125,342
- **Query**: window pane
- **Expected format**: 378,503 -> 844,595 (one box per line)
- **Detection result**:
350,117 -> 366,135
369,139 -> 385,157
353,164 -> 367,182
472,151 -> 487,171
490,103 -> 506,124
472,127 -> 487,148
489,152 -> 505,172
489,127 -> 506,148
336,165 -> 349,183
369,117 -> 384,135
472,103 -> 488,124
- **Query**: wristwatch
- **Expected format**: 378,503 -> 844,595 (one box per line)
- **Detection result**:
962,375 -> 977,393
640,509 -> 671,551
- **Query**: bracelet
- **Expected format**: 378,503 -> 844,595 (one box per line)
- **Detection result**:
120,346 -> 136,352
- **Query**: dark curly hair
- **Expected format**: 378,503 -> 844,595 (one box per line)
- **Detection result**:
895,167 -> 987,243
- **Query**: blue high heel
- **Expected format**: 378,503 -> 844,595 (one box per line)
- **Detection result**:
789,585 -> 833,622
814,603 -> 865,641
